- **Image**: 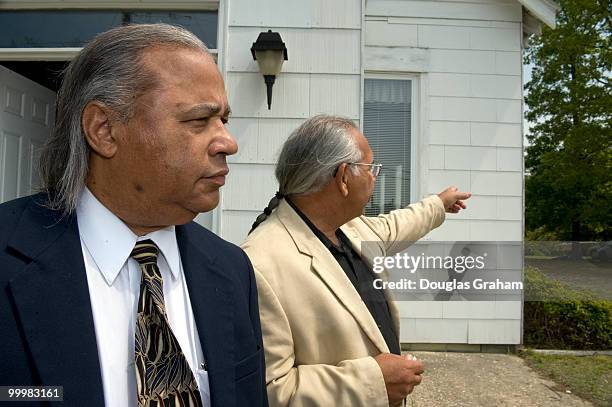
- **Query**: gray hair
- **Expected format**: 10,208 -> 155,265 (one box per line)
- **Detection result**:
39,23 -> 209,215
276,114 -> 362,196
249,114 -> 362,234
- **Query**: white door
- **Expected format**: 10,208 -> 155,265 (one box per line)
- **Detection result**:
0,65 -> 56,203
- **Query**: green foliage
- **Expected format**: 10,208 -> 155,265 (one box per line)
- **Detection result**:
524,268 -> 612,349
524,301 -> 612,349
524,0 -> 612,240
525,227 -> 561,242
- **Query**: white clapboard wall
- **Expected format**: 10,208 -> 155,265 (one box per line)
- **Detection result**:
220,0 -> 362,243
363,0 -> 524,345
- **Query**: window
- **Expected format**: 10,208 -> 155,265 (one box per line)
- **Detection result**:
0,10 -> 218,49
363,77 -> 415,216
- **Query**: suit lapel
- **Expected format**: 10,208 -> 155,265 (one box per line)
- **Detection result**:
341,221 -> 382,267
176,224 -> 235,407
7,198 -> 104,406
277,201 -> 389,353
342,222 -> 401,341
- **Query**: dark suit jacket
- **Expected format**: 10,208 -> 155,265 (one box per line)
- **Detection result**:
0,194 -> 268,407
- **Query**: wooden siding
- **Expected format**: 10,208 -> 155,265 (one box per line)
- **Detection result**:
364,0 -> 524,344
221,0 -> 362,242
228,0 -> 361,29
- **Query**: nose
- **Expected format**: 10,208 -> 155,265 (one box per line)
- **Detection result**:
210,119 -> 238,156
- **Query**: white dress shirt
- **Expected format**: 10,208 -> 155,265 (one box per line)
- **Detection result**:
77,188 -> 211,407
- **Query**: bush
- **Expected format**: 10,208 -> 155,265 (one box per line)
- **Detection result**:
525,227 -> 562,242
524,267 -> 612,349
524,301 -> 612,349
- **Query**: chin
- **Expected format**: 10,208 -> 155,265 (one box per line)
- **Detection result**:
192,191 -> 220,214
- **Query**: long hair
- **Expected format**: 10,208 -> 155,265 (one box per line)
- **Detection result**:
39,23 -> 208,215
249,114 -> 362,233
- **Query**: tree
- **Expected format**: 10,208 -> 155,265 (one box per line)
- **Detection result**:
524,0 -> 612,242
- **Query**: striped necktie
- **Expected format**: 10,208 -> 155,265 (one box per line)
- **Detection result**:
131,239 -> 203,407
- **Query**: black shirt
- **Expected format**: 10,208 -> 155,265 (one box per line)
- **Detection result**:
286,199 -> 401,355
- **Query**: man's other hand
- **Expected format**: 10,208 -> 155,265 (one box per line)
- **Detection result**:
437,186 -> 471,213
374,353 -> 424,405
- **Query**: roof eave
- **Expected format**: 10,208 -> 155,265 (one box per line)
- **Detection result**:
517,0 -> 560,28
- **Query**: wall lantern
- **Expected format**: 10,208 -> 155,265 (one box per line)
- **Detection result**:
251,30 -> 288,110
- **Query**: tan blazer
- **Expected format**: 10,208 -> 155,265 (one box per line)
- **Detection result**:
242,195 -> 445,407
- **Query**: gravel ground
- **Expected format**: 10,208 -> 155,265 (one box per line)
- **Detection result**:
404,352 -> 593,407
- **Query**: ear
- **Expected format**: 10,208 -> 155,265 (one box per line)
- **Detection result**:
82,101 -> 119,158
334,163 -> 351,197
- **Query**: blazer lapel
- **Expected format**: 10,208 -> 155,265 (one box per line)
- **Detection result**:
176,224 -> 235,407
342,222 -> 401,341
7,199 -> 104,406
341,222 -> 383,266
276,201 -> 389,354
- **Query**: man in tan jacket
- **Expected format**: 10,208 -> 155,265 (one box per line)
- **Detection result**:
242,115 -> 470,407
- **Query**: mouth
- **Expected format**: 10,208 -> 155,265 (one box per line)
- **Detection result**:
206,169 -> 229,186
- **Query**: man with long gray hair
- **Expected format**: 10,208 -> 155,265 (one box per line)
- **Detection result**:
242,115 -> 470,407
0,24 -> 267,407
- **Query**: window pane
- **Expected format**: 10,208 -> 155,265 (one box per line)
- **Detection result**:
0,11 -> 121,47
126,11 -> 218,49
0,10 -> 218,49
363,78 -> 412,216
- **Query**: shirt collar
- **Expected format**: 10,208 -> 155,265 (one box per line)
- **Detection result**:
76,187 -> 181,285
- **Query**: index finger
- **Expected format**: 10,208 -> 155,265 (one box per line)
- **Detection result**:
454,191 -> 472,200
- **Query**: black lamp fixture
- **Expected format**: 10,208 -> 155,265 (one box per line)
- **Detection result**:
251,30 -> 288,110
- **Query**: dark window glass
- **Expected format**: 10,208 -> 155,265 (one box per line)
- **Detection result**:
0,10 -> 218,48
363,78 -> 413,216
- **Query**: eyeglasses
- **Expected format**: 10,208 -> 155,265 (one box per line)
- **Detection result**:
348,162 -> 383,177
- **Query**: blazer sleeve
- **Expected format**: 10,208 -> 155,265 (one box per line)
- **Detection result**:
254,269 -> 389,407
358,194 -> 446,255
243,251 -> 270,407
